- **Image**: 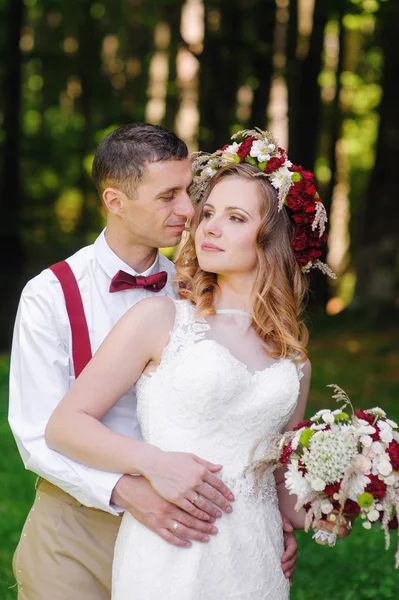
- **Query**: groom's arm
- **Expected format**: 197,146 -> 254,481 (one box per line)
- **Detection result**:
9,275 -> 222,545
9,273 -> 122,514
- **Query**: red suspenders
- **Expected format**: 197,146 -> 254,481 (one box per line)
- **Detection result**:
49,261 -> 92,378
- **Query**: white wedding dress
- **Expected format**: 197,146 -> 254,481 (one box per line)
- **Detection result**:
112,299 -> 303,600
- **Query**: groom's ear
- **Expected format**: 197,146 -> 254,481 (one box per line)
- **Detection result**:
102,187 -> 126,215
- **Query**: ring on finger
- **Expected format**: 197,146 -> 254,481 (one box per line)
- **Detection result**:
191,495 -> 199,505
171,522 -> 179,533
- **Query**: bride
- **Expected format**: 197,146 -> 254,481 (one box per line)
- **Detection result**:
45,130 -> 344,599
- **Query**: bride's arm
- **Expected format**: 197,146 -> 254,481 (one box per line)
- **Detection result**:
275,360 -> 312,529
45,296 -> 174,475
45,296 -> 234,519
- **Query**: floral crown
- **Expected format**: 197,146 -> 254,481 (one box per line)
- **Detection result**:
190,128 -> 336,278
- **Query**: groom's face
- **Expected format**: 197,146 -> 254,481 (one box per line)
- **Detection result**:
124,159 -> 194,249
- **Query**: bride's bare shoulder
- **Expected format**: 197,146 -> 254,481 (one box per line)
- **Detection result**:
121,295 -> 177,333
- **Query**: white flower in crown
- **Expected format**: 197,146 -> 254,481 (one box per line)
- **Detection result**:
202,158 -> 218,178
250,139 -> 276,162
269,165 -> 293,190
221,142 -> 240,165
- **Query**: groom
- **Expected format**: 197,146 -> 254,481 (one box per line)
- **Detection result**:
9,123 -> 298,599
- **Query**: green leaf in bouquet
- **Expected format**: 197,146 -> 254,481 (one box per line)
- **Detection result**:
299,428 -> 315,447
357,492 -> 374,509
334,412 -> 350,423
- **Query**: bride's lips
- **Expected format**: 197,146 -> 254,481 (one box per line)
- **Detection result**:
201,243 -> 224,252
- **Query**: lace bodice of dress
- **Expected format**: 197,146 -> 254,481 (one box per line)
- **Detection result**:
136,299 -> 303,481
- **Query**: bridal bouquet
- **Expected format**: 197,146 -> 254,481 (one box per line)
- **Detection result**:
256,385 -> 399,567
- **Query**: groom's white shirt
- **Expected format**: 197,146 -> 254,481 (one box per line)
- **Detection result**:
9,229 -> 177,515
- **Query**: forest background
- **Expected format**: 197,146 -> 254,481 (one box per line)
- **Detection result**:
0,0 -> 398,598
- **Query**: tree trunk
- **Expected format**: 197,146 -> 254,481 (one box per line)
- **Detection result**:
250,0 -> 276,128
353,1 -> 399,312
287,0 -> 330,170
163,1 -> 184,131
0,0 -> 25,349
199,0 -> 242,151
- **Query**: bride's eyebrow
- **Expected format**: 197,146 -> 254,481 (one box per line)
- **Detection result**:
226,206 -> 253,219
203,202 -> 252,218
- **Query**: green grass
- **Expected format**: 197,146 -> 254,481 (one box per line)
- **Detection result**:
1,322 -> 398,598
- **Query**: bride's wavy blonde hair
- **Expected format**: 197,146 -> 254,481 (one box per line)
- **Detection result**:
175,163 -> 309,362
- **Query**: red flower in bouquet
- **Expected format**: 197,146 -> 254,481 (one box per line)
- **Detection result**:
293,420 -> 313,431
325,482 -> 341,496
388,440 -> 399,470
343,499 -> 361,516
365,474 -> 387,500
355,409 -> 374,424
280,441 -> 294,465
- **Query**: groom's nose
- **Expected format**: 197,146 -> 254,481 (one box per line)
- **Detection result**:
175,191 -> 195,219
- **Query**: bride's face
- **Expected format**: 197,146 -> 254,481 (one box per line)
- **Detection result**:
194,177 -> 263,277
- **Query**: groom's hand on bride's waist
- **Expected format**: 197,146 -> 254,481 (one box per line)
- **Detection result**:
111,475 -> 221,548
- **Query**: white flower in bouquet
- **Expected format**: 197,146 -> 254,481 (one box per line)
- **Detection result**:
371,441 -> 384,455
360,435 -> 373,448
367,508 -> 380,522
380,428 -> 393,444
303,429 -> 357,484
376,455 -> 393,476
347,474 -> 369,501
253,384 -> 399,567
321,501 -> 334,514
285,461 -> 312,501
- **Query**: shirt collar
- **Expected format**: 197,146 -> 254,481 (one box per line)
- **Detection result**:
93,229 -> 161,279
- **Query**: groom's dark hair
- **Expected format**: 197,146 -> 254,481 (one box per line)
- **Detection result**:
92,123 -> 188,198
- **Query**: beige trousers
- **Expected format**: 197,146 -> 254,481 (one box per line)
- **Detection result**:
12,479 -> 121,600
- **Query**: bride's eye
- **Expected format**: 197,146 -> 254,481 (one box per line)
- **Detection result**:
229,215 -> 245,223
202,210 -> 213,219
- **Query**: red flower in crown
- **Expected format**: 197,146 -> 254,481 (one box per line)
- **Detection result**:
291,225 -> 328,252
264,155 -> 286,174
237,136 -> 256,160
295,248 -> 323,267
191,128 -> 335,277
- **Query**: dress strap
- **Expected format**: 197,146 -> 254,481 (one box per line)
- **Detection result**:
159,299 -> 210,366
49,260 -> 92,378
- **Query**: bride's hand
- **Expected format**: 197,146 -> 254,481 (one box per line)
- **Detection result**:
143,449 -> 235,521
314,510 -> 354,539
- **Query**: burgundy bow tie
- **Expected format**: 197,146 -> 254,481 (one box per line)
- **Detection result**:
109,270 -> 168,293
